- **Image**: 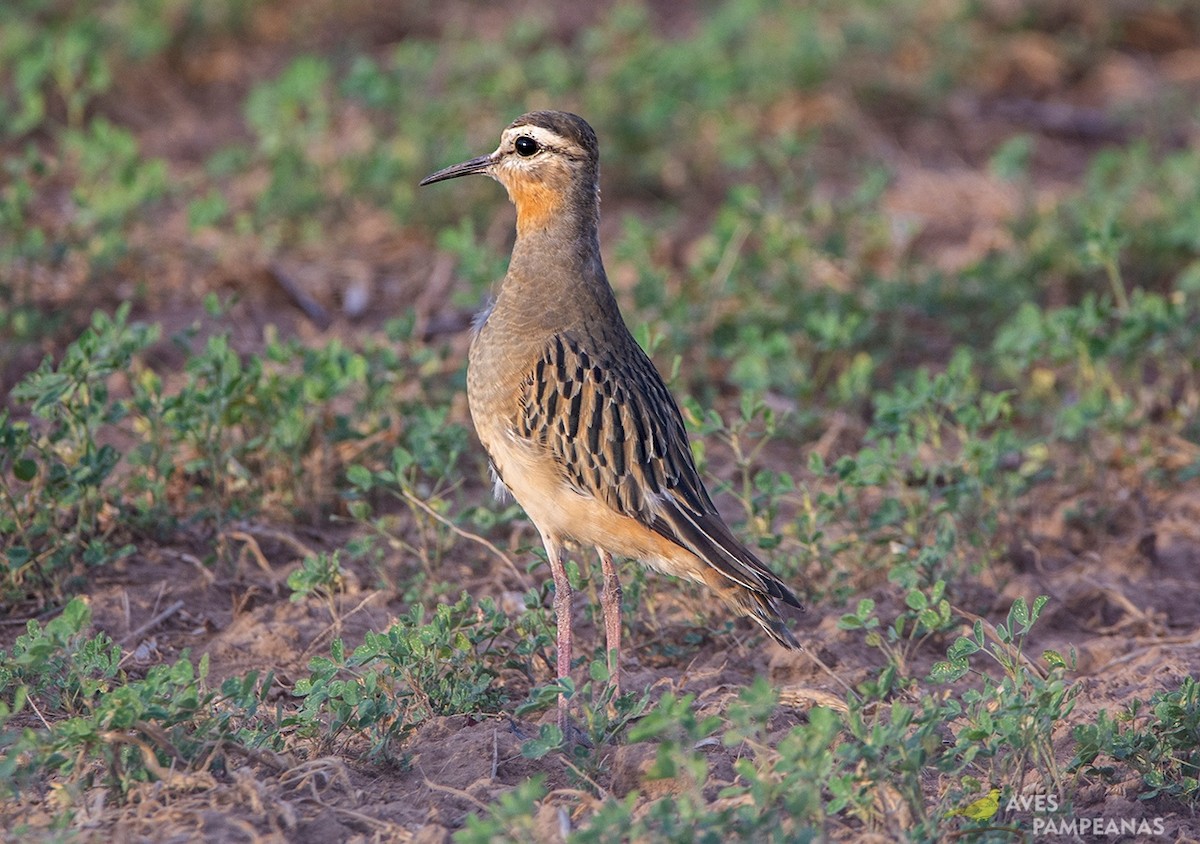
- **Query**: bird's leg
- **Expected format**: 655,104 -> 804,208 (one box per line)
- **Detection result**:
543,536 -> 573,734
598,548 -> 622,698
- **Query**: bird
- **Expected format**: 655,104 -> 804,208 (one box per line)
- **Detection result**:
420,110 -> 803,731
946,788 -> 1002,821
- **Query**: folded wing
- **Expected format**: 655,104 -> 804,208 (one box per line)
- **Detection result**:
515,332 -> 803,612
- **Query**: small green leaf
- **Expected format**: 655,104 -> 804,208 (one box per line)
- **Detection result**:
1043,649 -> 1067,669
947,636 -> 980,660
521,724 -> 563,759
906,589 -> 928,611
346,464 -> 373,489
1008,597 -> 1029,632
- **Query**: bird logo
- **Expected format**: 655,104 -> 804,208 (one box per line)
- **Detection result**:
946,788 -> 1002,821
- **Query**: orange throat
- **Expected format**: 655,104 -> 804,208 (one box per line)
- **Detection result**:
507,179 -> 562,236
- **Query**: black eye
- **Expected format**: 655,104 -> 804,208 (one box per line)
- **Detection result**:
514,136 -> 539,157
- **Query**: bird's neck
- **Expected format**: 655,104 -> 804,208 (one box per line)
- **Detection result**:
510,173 -> 598,238
490,197 -> 618,335
507,184 -> 605,285
510,179 -> 568,239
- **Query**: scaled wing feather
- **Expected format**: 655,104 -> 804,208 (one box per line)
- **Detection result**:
516,332 -> 801,608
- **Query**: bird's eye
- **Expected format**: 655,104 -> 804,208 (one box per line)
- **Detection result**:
514,136 -> 539,157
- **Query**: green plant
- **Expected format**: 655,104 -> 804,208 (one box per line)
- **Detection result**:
716,679 -> 838,835
287,550 -> 349,624
289,593 -> 512,761
994,290 -> 1200,446
0,597 -> 119,714
518,656 -> 653,779
241,55 -> 334,242
343,405 -> 476,595
932,597 -> 1079,796
453,775 -> 548,844
577,691 -> 726,843
0,0 -> 193,138
568,685 -> 834,842
821,349 -> 1023,587
128,308 -> 380,533
838,575 -> 954,695
1073,675 -> 1200,805
0,112 -> 167,303
1,305 -> 155,605
834,695 -> 963,837
0,598 -> 274,808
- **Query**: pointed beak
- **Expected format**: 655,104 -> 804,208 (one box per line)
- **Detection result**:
419,153 -> 495,186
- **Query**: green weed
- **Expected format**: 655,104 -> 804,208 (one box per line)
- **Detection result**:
1,305 -> 153,605
1073,675 -> 1200,806
931,597 -> 1079,797
454,776 -> 548,844
289,593 -> 514,762
0,598 -> 274,810
518,656 -> 653,780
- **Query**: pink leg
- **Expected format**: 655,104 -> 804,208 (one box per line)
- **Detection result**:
598,549 -> 622,698
542,535 -> 572,733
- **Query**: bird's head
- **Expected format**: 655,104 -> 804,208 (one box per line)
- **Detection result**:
420,111 -> 600,236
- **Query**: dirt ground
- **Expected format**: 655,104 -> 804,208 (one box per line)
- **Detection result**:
4,1 -> 1200,841
41,473 -> 1200,842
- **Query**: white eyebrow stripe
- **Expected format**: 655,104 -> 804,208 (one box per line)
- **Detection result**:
500,124 -> 582,157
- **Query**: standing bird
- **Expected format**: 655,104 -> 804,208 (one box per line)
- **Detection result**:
421,111 -> 802,729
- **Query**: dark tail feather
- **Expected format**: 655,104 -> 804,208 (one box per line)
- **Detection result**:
653,497 -> 806,612
759,611 -> 800,649
650,490 -> 804,647
726,586 -> 800,649
766,573 -> 804,611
